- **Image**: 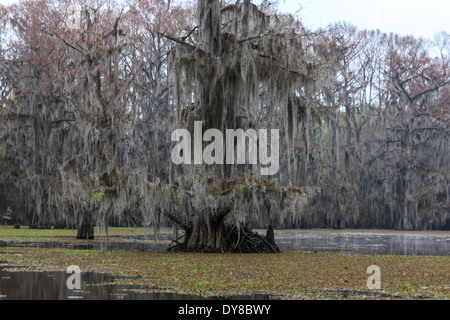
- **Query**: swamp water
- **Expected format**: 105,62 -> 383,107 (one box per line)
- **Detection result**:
276,230 -> 450,256
0,267 -> 270,300
0,230 -> 449,300
1,230 -> 449,256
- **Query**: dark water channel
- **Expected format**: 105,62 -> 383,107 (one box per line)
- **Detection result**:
0,237 -> 169,252
0,267 -> 270,300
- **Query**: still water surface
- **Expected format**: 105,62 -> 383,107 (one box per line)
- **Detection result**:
275,230 -> 450,256
0,268 -> 270,300
1,230 -> 449,256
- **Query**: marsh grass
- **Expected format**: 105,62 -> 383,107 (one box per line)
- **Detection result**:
0,225 -> 168,237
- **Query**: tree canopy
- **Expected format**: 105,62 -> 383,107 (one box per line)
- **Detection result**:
0,0 -> 448,251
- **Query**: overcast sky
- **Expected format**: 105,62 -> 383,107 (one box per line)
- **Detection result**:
1,0 -> 448,39
278,0 -> 450,39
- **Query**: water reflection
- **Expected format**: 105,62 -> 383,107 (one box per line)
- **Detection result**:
0,237 -> 169,252
0,270 -> 113,300
276,231 -> 450,256
0,230 -> 449,256
0,269 -> 270,300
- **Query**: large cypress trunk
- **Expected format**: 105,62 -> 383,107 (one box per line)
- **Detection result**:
186,209 -> 227,252
166,206 -> 280,253
77,211 -> 94,240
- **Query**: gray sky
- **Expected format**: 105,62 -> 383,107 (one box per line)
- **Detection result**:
1,0 -> 448,39
278,0 -> 450,39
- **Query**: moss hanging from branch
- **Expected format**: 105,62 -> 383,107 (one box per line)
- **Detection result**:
158,0 -> 329,252
140,175 -> 319,253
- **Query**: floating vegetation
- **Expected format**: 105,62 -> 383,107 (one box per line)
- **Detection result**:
1,245 -> 449,300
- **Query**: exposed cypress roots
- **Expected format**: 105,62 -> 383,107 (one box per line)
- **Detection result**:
168,222 -> 280,253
